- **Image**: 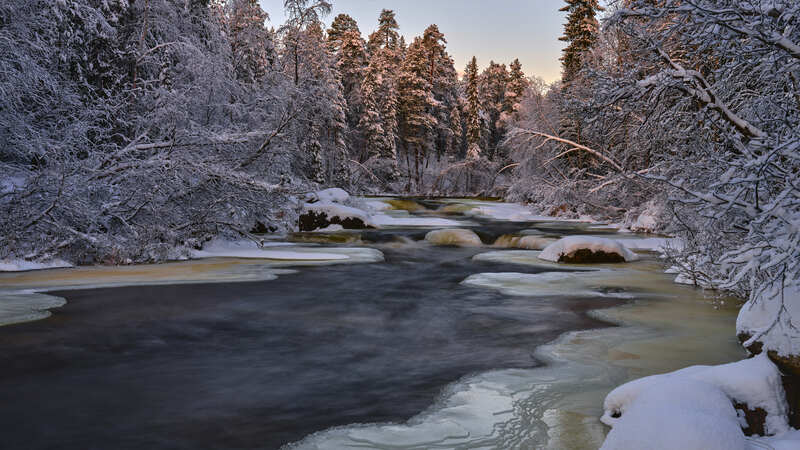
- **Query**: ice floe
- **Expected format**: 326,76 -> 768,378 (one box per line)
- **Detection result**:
462,271 -> 636,299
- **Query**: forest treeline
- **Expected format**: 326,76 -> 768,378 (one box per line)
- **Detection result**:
0,0 -> 528,264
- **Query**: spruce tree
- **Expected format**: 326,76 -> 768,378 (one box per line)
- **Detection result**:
397,37 -> 435,189
504,58 -> 528,114
480,61 -> 509,159
558,0 -> 603,84
464,56 -> 482,159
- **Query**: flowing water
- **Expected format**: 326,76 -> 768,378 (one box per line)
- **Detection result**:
0,198 -> 745,449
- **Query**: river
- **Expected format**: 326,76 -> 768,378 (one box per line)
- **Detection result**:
0,197 -> 745,449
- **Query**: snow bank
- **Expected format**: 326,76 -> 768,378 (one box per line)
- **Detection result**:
425,229 -> 482,247
304,187 -> 350,204
539,236 -> 639,263
0,259 -> 73,272
463,201 -> 594,223
601,355 -> 789,449
191,239 -> 384,264
602,378 -> 747,450
737,281 -> 800,359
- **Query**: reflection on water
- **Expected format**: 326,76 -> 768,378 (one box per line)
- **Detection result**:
0,197 -> 744,450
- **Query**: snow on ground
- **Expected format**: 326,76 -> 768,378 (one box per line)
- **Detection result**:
539,236 -> 639,262
601,354 -> 793,449
737,281 -> 800,359
465,201 -> 589,222
305,187 -> 350,203
0,259 -> 74,272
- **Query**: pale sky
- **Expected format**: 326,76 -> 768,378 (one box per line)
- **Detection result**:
258,0 -> 568,83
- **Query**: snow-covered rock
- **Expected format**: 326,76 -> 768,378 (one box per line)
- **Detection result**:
737,281 -> 800,375
601,355 -> 789,449
425,229 -> 483,247
539,236 -> 639,263
299,201 -> 374,232
602,378 -> 747,450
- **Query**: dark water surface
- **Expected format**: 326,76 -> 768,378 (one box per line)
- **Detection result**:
0,241 -> 620,449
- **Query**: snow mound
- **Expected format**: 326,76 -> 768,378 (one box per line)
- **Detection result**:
0,259 -> 73,272
601,378 -> 747,450
305,187 -> 350,204
601,354 -> 789,449
737,281 -> 800,359
302,201 -> 372,225
425,229 -> 482,247
539,236 -> 639,263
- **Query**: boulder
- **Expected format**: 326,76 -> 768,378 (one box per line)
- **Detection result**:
493,235 -> 554,250
298,202 -> 374,232
425,229 -> 482,247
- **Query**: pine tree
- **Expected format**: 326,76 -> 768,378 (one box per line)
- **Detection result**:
367,9 -> 401,54
327,13 -> 360,53
558,0 -> 603,84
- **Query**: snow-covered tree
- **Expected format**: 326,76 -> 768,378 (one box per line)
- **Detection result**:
504,58 -> 528,115
464,56 -> 484,156
559,0 -> 603,84
397,36 -> 436,190
225,0 -> 275,84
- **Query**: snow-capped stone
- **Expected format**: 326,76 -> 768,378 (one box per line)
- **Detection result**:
601,354 -> 789,450
539,236 -> 639,263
